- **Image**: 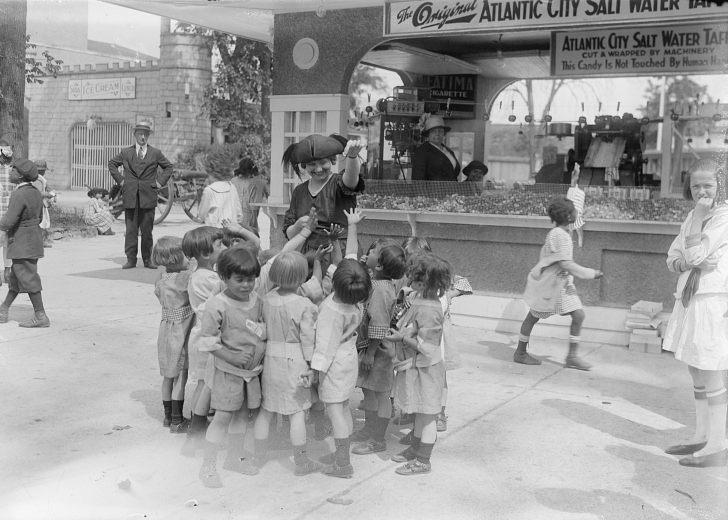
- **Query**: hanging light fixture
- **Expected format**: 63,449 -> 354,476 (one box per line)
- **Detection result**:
495,34 -> 506,69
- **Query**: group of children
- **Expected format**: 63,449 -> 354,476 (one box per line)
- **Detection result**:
151,205 -> 470,487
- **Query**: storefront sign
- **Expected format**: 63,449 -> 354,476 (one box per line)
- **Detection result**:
68,78 -> 136,101
552,22 -> 728,77
417,74 -> 478,118
385,0 -> 727,36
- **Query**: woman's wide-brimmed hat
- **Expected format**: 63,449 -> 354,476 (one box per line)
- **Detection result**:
282,134 -> 346,172
423,115 -> 450,134
87,187 -> 109,198
133,121 -> 154,133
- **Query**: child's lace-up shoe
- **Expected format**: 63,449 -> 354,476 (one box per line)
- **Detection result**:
395,459 -> 431,476
322,462 -> 353,479
169,418 -> 189,434
565,356 -> 592,371
352,440 -> 386,455
349,426 -> 372,443
19,312 -> 50,328
391,447 -> 417,463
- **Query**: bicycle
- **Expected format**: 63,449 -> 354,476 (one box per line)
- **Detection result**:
109,169 -> 208,225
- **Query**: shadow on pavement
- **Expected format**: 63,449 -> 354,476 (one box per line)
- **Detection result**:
69,265 -> 160,285
2,303 -> 35,324
534,487 -> 670,520
478,339 -> 561,367
542,398 -> 666,448
130,388 -> 163,424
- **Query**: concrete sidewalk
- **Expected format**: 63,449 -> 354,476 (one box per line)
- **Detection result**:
1,215 -> 726,520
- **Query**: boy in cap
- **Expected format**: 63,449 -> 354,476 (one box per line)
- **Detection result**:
0,158 -> 50,328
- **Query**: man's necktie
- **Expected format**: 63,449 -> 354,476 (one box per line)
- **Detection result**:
137,148 -> 143,161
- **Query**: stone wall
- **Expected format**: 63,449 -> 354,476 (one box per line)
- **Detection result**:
25,33 -> 212,190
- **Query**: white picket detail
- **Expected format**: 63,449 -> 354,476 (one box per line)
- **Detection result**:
71,122 -> 133,190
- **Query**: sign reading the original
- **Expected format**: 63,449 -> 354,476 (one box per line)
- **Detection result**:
385,0 -> 727,36
552,22 -> 728,77
68,77 -> 136,101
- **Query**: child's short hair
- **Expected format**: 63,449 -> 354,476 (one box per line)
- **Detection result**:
332,258 -> 371,305
270,251 -> 309,289
683,158 -> 723,201
378,244 -> 407,280
547,196 -> 575,226
182,226 -> 224,259
366,237 -> 399,256
401,236 -> 432,257
409,253 -> 452,298
217,247 -> 260,280
259,248 -> 280,266
152,236 -> 185,267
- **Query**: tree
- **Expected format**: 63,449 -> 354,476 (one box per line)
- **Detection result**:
0,1 -> 28,155
348,64 -> 390,121
176,23 -> 272,143
0,0 -> 62,157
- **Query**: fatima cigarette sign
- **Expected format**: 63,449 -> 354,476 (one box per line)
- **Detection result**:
385,0 -> 727,36
552,22 -> 728,77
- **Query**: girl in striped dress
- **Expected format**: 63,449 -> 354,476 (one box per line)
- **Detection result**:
152,236 -> 195,432
515,197 -> 603,369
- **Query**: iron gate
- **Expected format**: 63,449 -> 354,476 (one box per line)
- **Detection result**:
71,121 -> 133,190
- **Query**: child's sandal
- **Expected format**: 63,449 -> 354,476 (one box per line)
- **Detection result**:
294,458 -> 323,476
199,461 -> 223,488
322,462 -> 354,479
395,459 -> 431,476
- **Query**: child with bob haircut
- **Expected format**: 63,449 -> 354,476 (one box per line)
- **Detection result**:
350,239 -> 406,455
179,226 -> 225,456
151,236 -> 194,432
252,251 -> 322,476
386,253 -> 451,475
662,158 -> 728,468
517,196 -> 603,369
198,247 -> 266,487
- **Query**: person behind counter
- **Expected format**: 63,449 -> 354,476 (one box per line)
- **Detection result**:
411,115 -> 460,182
459,160 -> 488,196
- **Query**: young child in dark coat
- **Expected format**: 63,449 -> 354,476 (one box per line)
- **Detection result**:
0,158 -> 49,327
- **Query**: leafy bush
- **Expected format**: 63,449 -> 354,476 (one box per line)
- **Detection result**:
176,134 -> 270,179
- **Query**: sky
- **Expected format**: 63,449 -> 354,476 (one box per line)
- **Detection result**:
88,0 -> 163,58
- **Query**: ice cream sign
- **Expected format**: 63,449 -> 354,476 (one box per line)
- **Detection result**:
385,0 -> 728,35
68,78 -> 136,101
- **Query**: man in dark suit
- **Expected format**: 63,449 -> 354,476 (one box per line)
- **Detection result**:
109,122 -> 173,269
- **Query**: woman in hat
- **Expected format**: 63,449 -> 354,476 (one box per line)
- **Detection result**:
0,158 -> 50,328
282,135 -> 364,253
412,115 -> 460,182
84,188 -> 116,236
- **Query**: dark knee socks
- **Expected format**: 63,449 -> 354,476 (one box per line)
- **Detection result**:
363,410 -> 375,433
163,400 -> 172,422
171,399 -> 185,425
28,292 -> 44,314
372,416 -> 390,442
1,289 -> 18,309
334,437 -> 351,467
417,441 -> 435,465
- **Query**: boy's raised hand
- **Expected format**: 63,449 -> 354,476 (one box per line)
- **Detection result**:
344,208 -> 365,225
222,219 -> 244,233
324,223 -> 345,242
314,244 -> 333,262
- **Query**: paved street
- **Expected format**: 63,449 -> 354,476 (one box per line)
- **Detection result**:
1,203 -> 726,520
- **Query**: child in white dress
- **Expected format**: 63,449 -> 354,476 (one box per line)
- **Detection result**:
252,252 -> 322,476
386,253 -> 451,475
663,158 -> 728,468
198,168 -> 243,228
152,237 -> 194,432
179,226 -> 225,457
309,208 -> 371,478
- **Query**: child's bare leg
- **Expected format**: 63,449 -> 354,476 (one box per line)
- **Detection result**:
677,366 -> 710,446
291,410 -> 322,475
223,407 -> 258,475
251,408 -> 273,467
172,371 -> 187,400
565,309 -> 591,370
181,380 -> 210,457
189,380 -> 204,413
352,388 -> 377,441
514,312 -> 542,365
322,402 -> 353,478
693,369 -> 727,458
576,228 -> 584,248
194,384 -> 212,416
200,410 -> 232,487
437,377 -> 448,432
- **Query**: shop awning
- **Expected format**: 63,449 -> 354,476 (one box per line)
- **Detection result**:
101,0 -> 384,43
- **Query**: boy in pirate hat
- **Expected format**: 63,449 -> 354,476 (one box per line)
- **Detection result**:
0,158 -> 50,327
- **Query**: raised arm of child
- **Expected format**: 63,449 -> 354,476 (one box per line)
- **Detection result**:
221,219 -> 261,250
324,224 -> 344,267
283,207 -> 318,253
312,244 -> 333,285
344,208 -> 365,258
